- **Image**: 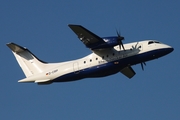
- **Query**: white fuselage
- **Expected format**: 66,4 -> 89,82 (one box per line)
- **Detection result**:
18,40 -> 173,84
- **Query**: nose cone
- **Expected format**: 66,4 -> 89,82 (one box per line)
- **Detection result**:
166,46 -> 174,54
153,45 -> 174,59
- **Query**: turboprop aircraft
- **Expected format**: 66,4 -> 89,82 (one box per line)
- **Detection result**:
7,24 -> 174,85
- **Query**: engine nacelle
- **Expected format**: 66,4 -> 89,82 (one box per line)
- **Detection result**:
91,36 -> 119,50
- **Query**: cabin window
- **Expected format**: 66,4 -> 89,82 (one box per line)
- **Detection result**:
96,58 -> 98,60
102,56 -> 104,59
84,61 -> 86,64
90,59 -> 92,62
106,55 -> 109,57
112,53 -> 115,56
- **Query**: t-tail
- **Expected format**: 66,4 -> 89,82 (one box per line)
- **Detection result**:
7,43 -> 56,84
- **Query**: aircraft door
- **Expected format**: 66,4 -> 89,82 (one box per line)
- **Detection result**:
73,62 -> 79,74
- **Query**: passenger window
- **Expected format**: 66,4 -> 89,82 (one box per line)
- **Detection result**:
96,58 -> 98,60
84,61 -> 86,64
90,59 -> 92,62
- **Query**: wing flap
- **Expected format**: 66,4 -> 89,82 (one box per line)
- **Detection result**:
120,66 -> 136,79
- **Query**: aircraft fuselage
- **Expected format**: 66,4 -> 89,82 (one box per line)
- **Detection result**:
35,40 -> 173,83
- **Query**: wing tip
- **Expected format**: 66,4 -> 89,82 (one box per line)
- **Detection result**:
68,24 -> 82,28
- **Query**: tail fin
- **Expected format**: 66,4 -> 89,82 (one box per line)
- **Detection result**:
7,43 -> 47,77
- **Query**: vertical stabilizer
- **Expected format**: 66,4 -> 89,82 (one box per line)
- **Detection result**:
7,43 -> 47,77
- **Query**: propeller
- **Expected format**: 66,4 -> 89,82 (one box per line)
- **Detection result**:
132,42 -> 139,50
131,42 -> 146,71
116,30 -> 125,50
141,62 -> 146,71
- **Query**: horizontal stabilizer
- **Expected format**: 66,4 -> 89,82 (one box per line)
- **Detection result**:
35,79 -> 53,85
18,77 -> 51,83
7,43 -> 27,53
35,79 -> 51,83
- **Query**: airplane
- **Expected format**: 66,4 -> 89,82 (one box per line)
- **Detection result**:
7,24 -> 174,85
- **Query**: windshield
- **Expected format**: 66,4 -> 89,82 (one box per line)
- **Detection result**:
148,41 -> 161,45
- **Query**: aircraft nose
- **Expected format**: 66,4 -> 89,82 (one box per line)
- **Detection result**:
155,45 -> 174,58
166,46 -> 174,54
170,47 -> 174,52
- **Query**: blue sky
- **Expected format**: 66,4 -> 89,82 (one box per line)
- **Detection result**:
0,0 -> 179,119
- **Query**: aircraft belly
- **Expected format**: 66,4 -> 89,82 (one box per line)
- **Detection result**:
53,63 -> 123,82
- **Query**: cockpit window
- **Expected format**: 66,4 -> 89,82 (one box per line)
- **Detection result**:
148,41 -> 161,45
154,41 -> 161,44
148,41 -> 154,45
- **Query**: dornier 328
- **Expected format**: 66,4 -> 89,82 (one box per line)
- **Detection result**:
7,24 -> 174,85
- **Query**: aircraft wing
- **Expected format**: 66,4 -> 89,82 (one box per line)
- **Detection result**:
120,66 -> 136,79
68,24 -> 106,49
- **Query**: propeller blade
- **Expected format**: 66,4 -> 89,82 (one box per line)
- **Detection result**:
116,29 -> 120,37
118,40 -> 125,50
141,63 -> 144,71
135,42 -> 138,49
116,29 -> 125,50
121,42 -> 125,50
141,62 -> 146,71
119,44 -> 121,50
